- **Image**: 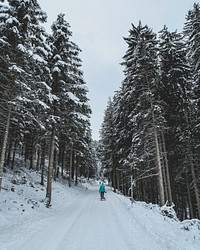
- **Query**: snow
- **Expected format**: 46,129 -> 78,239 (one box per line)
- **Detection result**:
32,54 -> 46,63
17,44 -> 26,53
0,169 -> 200,250
9,65 -> 23,73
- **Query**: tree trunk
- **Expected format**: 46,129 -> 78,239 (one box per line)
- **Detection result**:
46,126 -> 55,207
112,157 -> 117,192
36,147 -> 41,171
40,139 -> 46,186
186,174 -> 193,219
29,138 -> 34,170
0,109 -> 11,191
6,140 -> 12,166
155,129 -> 165,206
117,171 -> 120,192
131,175 -> 134,202
61,146 -> 65,177
161,131 -> 172,205
11,140 -> 18,170
69,148 -> 73,187
190,155 -> 200,218
71,151 -> 75,181
75,155 -> 79,186
53,149 -> 57,181
151,103 -> 165,206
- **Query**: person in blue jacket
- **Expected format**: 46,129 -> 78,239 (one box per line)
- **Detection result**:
99,182 -> 106,200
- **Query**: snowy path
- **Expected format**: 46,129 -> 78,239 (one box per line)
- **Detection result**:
1,183 -> 200,250
11,186 -> 137,250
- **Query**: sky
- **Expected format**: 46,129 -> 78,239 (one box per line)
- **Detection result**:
38,0 -> 196,140
1,169 -> 200,249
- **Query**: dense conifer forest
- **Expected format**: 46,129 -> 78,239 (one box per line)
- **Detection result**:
99,3 -> 200,220
0,0 -> 97,207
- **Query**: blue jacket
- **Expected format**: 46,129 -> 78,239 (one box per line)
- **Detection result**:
99,183 -> 105,192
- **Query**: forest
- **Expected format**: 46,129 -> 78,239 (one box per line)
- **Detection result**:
0,0 -> 200,221
99,3 -> 200,220
0,0 -> 97,207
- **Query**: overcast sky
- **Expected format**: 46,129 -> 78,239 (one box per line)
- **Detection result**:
38,0 -> 195,140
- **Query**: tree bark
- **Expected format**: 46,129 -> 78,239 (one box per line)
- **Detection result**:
71,151 -> 75,181
61,146 -> 65,177
40,139 -> 46,186
11,140 -> 18,170
69,148 -> 73,187
0,109 -> 11,191
154,128 -> 165,206
46,126 -> 55,207
36,147 -> 41,171
190,155 -> 200,218
6,140 -> 12,166
161,131 -> 172,205
53,149 -> 57,181
112,156 -> 117,192
186,174 -> 193,219
75,155 -> 79,186
151,98 -> 165,206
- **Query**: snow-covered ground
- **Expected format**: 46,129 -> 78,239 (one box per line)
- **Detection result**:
0,169 -> 200,250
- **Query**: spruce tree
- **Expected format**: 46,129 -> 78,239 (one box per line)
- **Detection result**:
46,13 -> 92,198
183,3 -> 200,218
99,97 -> 118,190
158,26 -> 193,218
0,0 -> 52,190
119,22 -> 166,204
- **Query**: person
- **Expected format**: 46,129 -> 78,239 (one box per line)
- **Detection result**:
99,182 -> 106,200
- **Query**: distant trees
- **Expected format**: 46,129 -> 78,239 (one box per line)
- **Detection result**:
99,97 -> 117,191
0,0 -> 95,206
99,3 -> 200,220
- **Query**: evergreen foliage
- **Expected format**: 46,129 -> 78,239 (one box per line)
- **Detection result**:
0,0 -> 95,205
99,4 -> 200,220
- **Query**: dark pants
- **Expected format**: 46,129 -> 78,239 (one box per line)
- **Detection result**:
100,192 -> 105,199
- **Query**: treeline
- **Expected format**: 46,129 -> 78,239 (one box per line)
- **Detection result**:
0,0 -> 97,206
99,3 -> 200,220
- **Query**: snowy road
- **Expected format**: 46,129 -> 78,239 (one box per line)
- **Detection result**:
2,183 -> 200,250
14,186 -> 137,250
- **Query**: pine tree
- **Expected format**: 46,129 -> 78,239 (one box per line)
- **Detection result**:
0,0 -> 28,189
99,97 -> 118,191
5,0 -> 51,166
158,26 -> 193,217
0,0 -> 52,190
46,13 -> 92,201
119,22 -> 166,205
183,3 -> 200,218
